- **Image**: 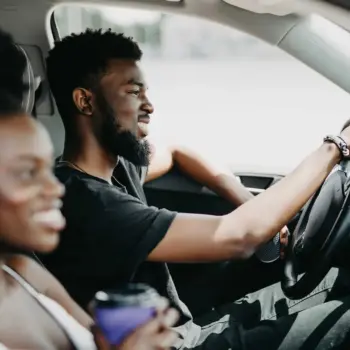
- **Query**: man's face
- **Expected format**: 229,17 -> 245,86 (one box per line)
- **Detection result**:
91,59 -> 153,166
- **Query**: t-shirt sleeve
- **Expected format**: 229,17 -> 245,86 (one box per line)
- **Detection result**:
62,178 -> 176,280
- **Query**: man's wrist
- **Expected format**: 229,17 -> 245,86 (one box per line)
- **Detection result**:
320,142 -> 342,164
324,135 -> 350,159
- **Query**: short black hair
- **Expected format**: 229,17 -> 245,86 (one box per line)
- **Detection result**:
47,28 -> 143,126
0,27 -> 27,101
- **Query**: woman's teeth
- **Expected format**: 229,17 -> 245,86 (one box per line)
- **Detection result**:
32,209 -> 66,231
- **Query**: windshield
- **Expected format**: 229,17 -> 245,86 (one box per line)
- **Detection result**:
53,5 -> 350,174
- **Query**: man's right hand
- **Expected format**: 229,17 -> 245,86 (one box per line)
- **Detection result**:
340,122 -> 350,149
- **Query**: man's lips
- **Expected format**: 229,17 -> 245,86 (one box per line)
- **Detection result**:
138,115 -> 150,124
137,115 -> 150,137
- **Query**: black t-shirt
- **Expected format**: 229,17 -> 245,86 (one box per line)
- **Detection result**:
39,157 -> 192,326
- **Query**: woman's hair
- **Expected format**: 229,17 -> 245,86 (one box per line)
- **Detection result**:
0,89 -> 23,117
0,27 -> 26,116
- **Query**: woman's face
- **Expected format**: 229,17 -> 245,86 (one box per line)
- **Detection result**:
0,114 -> 65,253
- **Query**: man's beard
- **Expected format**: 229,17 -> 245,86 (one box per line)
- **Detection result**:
93,91 -> 150,167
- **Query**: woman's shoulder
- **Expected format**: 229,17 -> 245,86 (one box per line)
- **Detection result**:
5,253 -> 48,294
5,253 -> 92,328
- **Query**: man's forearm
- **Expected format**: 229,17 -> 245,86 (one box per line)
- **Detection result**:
209,173 -> 254,206
172,146 -> 253,206
217,143 -> 341,255
149,143 -> 342,262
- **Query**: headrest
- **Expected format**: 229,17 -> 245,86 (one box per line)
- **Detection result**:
15,45 -> 37,114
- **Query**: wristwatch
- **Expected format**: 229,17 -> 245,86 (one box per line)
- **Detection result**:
324,135 -> 350,159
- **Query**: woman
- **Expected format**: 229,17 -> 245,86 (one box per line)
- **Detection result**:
0,90 -> 179,350
0,29 -> 179,350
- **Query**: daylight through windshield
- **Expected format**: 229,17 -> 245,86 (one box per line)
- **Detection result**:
54,5 -> 350,174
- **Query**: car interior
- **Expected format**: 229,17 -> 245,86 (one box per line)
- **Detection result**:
1,0 -> 350,317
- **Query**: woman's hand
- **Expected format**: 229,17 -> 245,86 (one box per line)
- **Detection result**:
93,297 -> 180,350
118,306 -> 179,350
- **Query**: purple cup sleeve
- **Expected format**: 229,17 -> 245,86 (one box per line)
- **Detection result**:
95,306 -> 156,345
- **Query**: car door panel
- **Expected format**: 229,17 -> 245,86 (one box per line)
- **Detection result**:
144,167 -> 283,215
145,169 -> 236,215
235,172 -> 283,195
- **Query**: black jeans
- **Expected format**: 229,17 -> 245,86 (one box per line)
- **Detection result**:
174,268 -> 350,350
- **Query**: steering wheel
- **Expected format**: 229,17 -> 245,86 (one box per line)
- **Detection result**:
282,160 -> 350,299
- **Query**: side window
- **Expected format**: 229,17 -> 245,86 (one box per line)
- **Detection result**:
53,5 -> 350,171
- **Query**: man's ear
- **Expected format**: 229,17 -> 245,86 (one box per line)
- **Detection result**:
72,88 -> 93,116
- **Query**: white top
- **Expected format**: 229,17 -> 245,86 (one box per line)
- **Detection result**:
2,265 -> 96,350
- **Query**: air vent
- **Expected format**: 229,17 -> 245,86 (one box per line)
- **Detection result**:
239,176 -> 273,189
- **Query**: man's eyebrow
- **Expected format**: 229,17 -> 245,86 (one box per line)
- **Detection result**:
127,79 -> 145,88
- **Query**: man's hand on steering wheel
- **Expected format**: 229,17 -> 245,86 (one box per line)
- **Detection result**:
341,120 -> 350,145
281,120 -> 350,299
279,226 -> 289,260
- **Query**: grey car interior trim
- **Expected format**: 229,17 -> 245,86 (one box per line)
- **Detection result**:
278,14 -> 350,94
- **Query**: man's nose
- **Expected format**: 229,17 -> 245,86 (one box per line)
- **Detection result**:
142,96 -> 154,114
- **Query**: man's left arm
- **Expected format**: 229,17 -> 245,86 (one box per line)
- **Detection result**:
145,143 -> 254,207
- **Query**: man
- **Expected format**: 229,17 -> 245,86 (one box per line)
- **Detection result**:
41,29 -> 350,349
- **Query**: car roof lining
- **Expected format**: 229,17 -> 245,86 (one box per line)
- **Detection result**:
279,14 -> 350,94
